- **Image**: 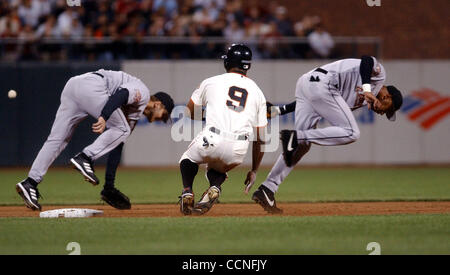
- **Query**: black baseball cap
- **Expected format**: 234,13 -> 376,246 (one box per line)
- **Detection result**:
386,86 -> 403,121
153,92 -> 174,122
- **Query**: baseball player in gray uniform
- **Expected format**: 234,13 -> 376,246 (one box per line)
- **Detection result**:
250,56 -> 403,213
16,69 -> 174,211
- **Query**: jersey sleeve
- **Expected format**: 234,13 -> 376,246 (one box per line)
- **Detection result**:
255,89 -> 268,128
119,82 -> 150,121
126,87 -> 145,105
370,58 -> 386,96
191,80 -> 207,106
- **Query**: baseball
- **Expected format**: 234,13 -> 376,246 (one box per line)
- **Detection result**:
8,89 -> 17,99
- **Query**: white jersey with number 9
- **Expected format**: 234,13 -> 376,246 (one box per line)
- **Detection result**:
181,72 -> 267,172
191,72 -> 268,137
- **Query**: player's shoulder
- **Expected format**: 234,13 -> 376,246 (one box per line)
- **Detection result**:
244,75 -> 264,93
198,74 -> 227,87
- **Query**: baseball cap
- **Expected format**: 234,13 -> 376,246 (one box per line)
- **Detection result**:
386,86 -> 403,121
153,92 -> 174,122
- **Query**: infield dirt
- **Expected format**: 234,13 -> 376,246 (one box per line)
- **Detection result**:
1,201 -> 449,218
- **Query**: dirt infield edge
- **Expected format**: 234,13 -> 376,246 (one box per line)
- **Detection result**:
0,201 -> 449,218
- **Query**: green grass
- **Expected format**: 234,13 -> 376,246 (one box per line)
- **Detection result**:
0,214 -> 449,255
1,167 -> 449,205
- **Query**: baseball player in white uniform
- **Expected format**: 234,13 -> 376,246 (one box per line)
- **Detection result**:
16,69 -> 174,211
179,44 -> 268,215
251,56 -> 403,213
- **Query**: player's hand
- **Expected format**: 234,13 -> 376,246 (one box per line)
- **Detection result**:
244,170 -> 257,194
92,117 -> 106,134
363,92 -> 380,110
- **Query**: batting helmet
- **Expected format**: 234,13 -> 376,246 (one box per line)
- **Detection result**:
221,44 -> 252,71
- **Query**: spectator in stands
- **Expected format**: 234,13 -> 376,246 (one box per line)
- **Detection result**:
0,0 -> 338,61
224,0 -> 244,26
57,8 -> 78,38
307,22 -> 335,58
35,15 -> 59,38
0,7 -> 21,37
224,18 -> 245,44
17,23 -> 38,60
148,15 -> 165,36
273,5 -> 294,36
70,16 -> 84,39
153,0 -> 178,17
192,5 -> 214,29
292,15 -> 321,58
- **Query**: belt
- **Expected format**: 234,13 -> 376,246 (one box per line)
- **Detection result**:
91,72 -> 104,78
314,68 -> 328,74
209,127 -> 248,141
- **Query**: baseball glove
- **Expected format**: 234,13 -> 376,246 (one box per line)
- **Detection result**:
101,187 -> 131,210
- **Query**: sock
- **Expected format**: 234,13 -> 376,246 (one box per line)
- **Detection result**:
180,159 -> 199,192
206,169 -> 227,188
27,177 -> 39,187
104,143 -> 124,190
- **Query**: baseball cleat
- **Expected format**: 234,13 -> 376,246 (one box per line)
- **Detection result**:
252,185 -> 283,214
178,189 -> 195,215
70,152 -> 99,185
192,186 -> 221,215
16,178 -> 42,211
280,130 -> 298,167
101,187 -> 131,210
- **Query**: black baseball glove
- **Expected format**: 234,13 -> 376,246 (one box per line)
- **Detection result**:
101,187 -> 131,210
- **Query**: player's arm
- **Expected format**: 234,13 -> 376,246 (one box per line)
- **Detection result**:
93,88 -> 129,133
244,126 -> 265,194
245,94 -> 268,194
186,81 -> 206,120
186,99 -> 204,120
360,56 -> 381,110
267,101 -> 296,118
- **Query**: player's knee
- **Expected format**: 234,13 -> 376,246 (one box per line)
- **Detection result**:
116,123 -> 131,138
180,158 -> 199,176
124,127 -> 131,137
349,127 -> 360,142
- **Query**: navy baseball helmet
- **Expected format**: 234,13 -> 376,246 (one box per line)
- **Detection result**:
221,44 -> 252,71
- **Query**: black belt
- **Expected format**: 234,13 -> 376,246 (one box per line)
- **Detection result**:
92,72 -> 104,78
209,127 -> 248,141
314,68 -> 328,75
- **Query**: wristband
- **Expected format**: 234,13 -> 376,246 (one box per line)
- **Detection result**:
362,84 -> 372,93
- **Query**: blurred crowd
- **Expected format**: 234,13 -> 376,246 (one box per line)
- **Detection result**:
0,0 -> 336,61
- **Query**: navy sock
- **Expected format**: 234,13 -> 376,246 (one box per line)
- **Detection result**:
104,143 -> 124,190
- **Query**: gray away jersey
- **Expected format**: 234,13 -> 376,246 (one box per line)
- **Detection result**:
320,57 -> 386,109
95,69 -> 150,121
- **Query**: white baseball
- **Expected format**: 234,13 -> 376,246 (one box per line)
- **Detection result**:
8,89 -> 17,99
